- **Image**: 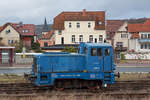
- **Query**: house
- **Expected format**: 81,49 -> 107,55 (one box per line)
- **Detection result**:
38,30 -> 55,47
35,18 -> 52,39
128,18 -> 150,53
0,22 -> 36,48
0,23 -> 20,46
106,20 -> 129,59
53,9 -> 106,45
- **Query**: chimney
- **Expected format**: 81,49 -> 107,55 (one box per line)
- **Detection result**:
82,9 -> 86,16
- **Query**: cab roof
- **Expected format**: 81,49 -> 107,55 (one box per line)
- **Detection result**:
82,43 -> 112,48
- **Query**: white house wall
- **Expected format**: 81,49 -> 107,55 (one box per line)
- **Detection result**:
138,32 -> 150,52
113,22 -> 129,48
54,21 -> 106,44
130,39 -> 140,52
0,25 -> 20,45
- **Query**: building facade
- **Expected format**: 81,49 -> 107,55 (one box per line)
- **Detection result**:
53,9 -> 106,45
113,22 -> 129,50
128,19 -> 150,53
106,20 -> 129,59
38,30 -> 55,47
0,23 -> 20,46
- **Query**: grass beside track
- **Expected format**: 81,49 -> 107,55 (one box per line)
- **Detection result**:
116,73 -> 150,81
0,73 -> 150,83
0,74 -> 28,83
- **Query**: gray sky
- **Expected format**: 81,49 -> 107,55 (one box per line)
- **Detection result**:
0,0 -> 149,25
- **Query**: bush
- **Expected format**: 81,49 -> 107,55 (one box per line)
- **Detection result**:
62,46 -> 77,53
120,53 -> 125,60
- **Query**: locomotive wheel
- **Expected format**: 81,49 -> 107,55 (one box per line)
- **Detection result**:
87,81 -> 98,90
55,80 -> 64,91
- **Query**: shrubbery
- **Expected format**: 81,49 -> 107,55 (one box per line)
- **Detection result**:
62,46 -> 77,53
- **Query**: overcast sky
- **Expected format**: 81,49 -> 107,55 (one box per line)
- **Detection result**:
0,0 -> 149,25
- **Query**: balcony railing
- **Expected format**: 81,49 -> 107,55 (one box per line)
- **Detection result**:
115,47 -> 127,51
139,39 -> 150,43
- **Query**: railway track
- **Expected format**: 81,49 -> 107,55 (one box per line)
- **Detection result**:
0,80 -> 150,95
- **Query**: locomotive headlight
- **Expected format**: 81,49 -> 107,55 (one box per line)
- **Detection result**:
103,84 -> 107,88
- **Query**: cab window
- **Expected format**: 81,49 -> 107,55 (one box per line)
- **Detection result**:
105,48 -> 110,56
84,47 -> 88,54
97,48 -> 102,56
91,48 -> 97,56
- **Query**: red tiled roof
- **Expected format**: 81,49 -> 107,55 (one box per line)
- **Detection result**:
0,23 -> 20,34
128,18 -> 150,32
53,9 -> 105,30
106,20 -> 125,33
0,23 -> 35,36
11,23 -> 35,36
40,30 -> 54,40
0,26 -> 3,31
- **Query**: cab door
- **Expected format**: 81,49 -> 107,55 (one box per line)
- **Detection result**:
103,48 -> 112,72
86,48 -> 103,72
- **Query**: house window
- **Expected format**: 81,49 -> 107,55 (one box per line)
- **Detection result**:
116,42 -> 123,47
69,22 -> 72,28
148,34 -> 150,39
121,34 -> 128,38
58,30 -> 62,35
72,35 -> 75,43
149,44 -> 150,49
99,35 -> 103,42
76,22 -> 80,28
141,34 -> 144,39
145,44 -> 147,49
79,35 -> 83,42
6,30 -> 10,34
25,30 -> 29,33
144,34 -> 147,39
88,22 -> 91,28
44,42 -> 48,47
89,35 -> 93,43
141,44 -> 143,49
22,29 -> 29,33
98,21 -> 102,25
11,40 -> 13,44
8,40 -> 11,44
106,34 -> 110,39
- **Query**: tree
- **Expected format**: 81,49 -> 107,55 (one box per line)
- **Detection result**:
31,37 -> 42,52
13,41 -> 23,53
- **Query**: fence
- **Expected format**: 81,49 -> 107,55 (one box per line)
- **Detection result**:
15,53 -> 42,64
125,53 -> 150,60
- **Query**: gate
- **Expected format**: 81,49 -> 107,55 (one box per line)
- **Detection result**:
0,47 -> 15,66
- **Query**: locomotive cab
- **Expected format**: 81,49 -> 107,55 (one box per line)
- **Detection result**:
79,43 -> 115,73
79,43 -> 116,86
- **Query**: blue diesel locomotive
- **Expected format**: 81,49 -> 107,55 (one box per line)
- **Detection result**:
25,43 -> 119,90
